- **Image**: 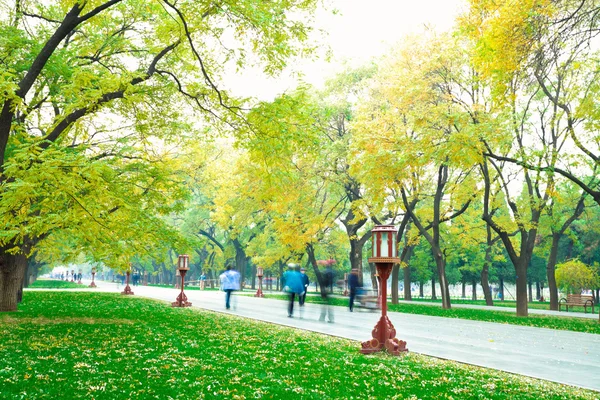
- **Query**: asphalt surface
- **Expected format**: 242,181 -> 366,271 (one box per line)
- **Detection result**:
27,281 -> 600,391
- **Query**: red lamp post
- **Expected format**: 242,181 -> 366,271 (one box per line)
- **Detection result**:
89,267 -> 97,288
172,255 -> 192,307
255,267 -> 265,297
121,265 -> 134,295
360,225 -> 408,356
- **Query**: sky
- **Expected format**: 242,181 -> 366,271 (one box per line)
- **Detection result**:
224,0 -> 467,101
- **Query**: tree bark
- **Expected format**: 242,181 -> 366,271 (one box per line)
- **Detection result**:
431,275 -> 437,300
462,280 -> 466,298
472,279 -> 477,301
0,250 -> 29,312
402,246 -> 414,301
528,280 -> 533,303
419,281 -> 424,298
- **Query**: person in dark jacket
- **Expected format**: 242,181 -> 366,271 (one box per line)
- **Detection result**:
299,268 -> 309,306
348,268 -> 360,312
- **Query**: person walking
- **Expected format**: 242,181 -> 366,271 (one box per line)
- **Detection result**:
319,266 -> 335,323
299,268 -> 309,306
200,273 -> 207,290
219,265 -> 241,310
283,264 -> 304,318
348,268 -> 360,312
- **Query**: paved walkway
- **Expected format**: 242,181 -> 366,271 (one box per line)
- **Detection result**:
28,281 -> 600,392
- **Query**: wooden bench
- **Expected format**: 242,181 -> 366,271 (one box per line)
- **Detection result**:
559,294 -> 595,313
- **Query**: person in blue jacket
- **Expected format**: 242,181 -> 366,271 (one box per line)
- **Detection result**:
283,264 -> 304,317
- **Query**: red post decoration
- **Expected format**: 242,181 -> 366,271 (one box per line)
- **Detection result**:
121,265 -> 134,295
172,255 -> 192,307
255,267 -> 265,297
89,267 -> 97,288
360,225 -> 408,356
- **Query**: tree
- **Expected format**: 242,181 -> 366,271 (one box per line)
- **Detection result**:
0,0 -> 321,311
352,32 -> 479,309
555,259 -> 599,294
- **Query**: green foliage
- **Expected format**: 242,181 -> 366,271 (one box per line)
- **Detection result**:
555,259 -> 599,294
0,291 -> 596,399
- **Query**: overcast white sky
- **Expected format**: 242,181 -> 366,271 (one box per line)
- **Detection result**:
224,0 -> 467,101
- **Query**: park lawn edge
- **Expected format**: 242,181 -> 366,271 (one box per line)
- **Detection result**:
0,291 -> 597,400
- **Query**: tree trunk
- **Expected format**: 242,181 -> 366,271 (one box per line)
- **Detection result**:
434,255 -> 451,309
392,264 -> 399,304
515,264 -> 529,316
233,239 -> 248,284
472,279 -> 477,301
369,262 -> 377,290
499,277 -> 505,302
419,281 -> 424,298
481,225 -> 494,306
535,281 -> 541,300
0,251 -> 29,312
528,281 -> 533,303
546,233 -> 560,310
461,280 -> 466,298
403,266 -> 412,301
431,276 -> 436,300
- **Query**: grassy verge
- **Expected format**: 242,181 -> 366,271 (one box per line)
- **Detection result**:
265,294 -> 600,335
0,292 -> 596,399
401,297 -> 593,313
147,283 -> 219,291
29,279 -> 89,289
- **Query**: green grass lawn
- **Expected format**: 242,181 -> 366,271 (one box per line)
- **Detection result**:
29,279 -> 90,289
264,294 -> 600,335
0,292 -> 597,399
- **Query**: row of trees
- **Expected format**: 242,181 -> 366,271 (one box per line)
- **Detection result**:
2,0 -> 600,317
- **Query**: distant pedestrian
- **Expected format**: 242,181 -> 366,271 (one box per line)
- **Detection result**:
219,265 -> 241,310
319,267 -> 335,323
200,273 -> 207,290
348,268 -> 359,312
283,264 -> 304,318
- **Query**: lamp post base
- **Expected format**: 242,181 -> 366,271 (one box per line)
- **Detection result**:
89,282 -> 97,288
254,289 -> 264,297
360,316 -> 408,356
121,285 -> 134,295
172,291 -> 192,307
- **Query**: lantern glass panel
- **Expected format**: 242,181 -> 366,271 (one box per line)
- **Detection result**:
381,232 -> 389,257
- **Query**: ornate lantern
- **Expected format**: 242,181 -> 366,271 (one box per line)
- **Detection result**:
360,225 -> 407,356
172,255 -> 192,307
